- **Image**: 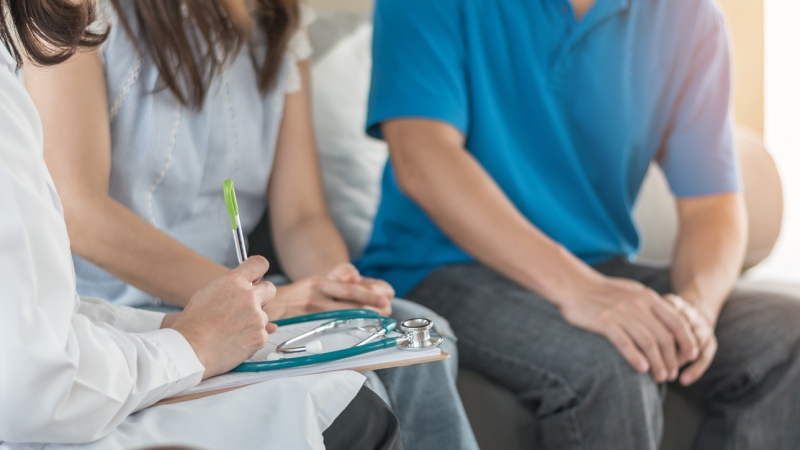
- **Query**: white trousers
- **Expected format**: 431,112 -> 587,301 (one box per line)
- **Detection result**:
3,371 -> 364,450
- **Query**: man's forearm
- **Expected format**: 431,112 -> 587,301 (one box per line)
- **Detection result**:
384,120 -> 602,307
383,120 -> 705,381
671,193 -> 748,324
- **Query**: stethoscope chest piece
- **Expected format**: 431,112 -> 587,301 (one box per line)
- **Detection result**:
396,318 -> 443,351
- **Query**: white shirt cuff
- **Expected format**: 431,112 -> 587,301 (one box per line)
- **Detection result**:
116,306 -> 167,333
77,296 -> 167,333
138,328 -> 206,394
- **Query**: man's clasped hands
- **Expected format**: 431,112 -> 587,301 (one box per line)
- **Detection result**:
561,275 -> 717,386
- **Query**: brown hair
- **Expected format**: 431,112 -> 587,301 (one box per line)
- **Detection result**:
0,0 -> 108,67
109,0 -> 299,108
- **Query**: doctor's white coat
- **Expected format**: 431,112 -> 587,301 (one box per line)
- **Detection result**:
0,43 -> 363,449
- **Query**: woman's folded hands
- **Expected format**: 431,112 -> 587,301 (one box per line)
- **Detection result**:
265,263 -> 395,320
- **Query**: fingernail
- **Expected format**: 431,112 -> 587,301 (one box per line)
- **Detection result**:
681,374 -> 692,385
658,370 -> 667,382
638,362 -> 649,373
670,369 -> 678,380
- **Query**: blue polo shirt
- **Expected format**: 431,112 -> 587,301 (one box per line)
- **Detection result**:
357,0 -> 740,296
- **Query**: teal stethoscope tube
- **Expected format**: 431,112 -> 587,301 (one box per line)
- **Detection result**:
270,309 -> 382,327
231,310 -> 397,373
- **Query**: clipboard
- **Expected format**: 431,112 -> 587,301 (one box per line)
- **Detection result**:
153,316 -> 450,407
155,351 -> 449,406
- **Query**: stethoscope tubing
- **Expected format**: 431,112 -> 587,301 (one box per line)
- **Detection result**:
231,337 -> 398,372
271,309 -> 381,327
231,309 -> 393,373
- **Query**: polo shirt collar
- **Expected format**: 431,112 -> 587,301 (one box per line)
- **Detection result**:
581,0 -> 629,26
563,0 -> 630,49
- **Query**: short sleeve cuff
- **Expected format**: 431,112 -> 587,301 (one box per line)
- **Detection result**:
661,150 -> 742,198
366,108 -> 469,141
667,172 -> 741,198
138,328 -> 205,390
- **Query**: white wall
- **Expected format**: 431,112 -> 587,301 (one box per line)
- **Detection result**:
310,0 -> 371,13
746,0 -> 800,283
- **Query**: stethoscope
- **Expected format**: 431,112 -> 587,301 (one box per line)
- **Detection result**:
231,309 -> 443,372
222,181 -> 442,373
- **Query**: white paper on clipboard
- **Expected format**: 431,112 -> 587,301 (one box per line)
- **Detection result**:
172,318 -> 441,398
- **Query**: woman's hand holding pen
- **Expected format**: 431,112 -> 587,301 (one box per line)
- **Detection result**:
172,256 -> 278,379
264,263 -> 394,320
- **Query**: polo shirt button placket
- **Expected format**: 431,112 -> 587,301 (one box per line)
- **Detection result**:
551,3 -> 575,89
551,42 -> 575,90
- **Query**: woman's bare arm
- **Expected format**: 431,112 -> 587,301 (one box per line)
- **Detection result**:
262,60 -> 392,318
268,60 -> 352,280
24,50 -> 227,307
26,51 -> 386,317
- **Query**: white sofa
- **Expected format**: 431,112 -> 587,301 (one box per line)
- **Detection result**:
307,13 -> 786,449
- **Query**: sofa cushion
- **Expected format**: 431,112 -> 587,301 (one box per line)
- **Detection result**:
312,19 -> 386,259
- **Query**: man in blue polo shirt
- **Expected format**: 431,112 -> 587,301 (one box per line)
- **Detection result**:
358,0 -> 800,447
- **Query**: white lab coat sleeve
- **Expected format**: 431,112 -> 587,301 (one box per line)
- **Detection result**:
77,296 -> 166,333
0,170 -> 204,444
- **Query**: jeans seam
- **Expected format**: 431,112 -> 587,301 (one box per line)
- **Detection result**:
458,332 -> 585,448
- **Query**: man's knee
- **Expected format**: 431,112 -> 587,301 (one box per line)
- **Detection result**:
531,334 -> 662,449
715,287 -> 800,384
563,333 -> 661,416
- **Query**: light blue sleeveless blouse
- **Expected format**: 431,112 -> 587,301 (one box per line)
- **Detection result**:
75,1 -> 290,307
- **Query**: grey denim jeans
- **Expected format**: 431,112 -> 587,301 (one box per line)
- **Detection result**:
406,260 -> 800,450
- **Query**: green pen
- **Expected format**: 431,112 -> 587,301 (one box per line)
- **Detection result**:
223,179 -> 248,264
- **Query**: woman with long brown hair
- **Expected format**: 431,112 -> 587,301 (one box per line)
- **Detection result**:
23,0 -> 478,448
1,0 -> 402,448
